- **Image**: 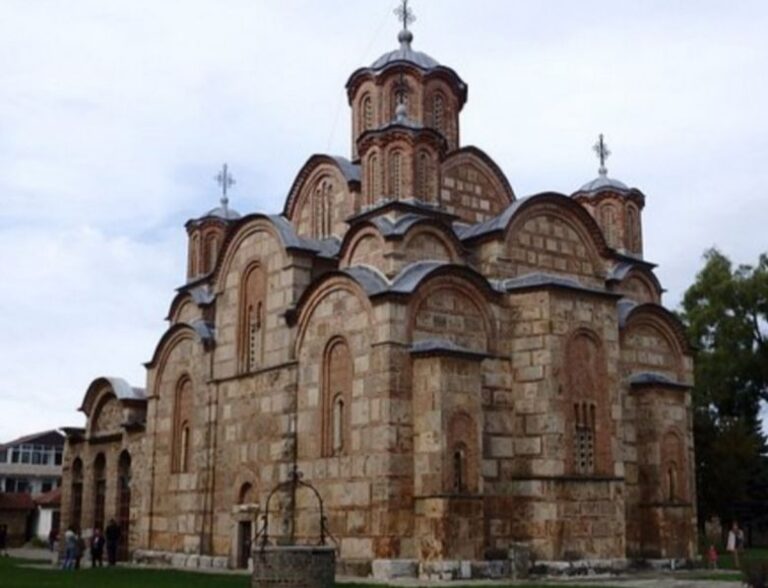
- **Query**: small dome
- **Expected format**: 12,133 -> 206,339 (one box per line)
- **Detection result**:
371,32 -> 440,71
575,175 -> 630,195
203,206 -> 241,220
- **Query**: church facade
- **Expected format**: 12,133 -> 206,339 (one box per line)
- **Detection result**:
59,18 -> 697,576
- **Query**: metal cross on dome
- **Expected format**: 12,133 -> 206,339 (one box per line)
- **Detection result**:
593,134 -> 611,176
395,0 -> 416,31
215,163 -> 235,208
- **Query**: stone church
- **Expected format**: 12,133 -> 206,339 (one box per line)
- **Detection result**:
60,11 -> 697,578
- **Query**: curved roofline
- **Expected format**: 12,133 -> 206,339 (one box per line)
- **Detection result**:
339,214 -> 465,266
459,191 -> 611,255
620,301 -> 694,355
144,322 -> 199,370
388,260 -> 499,300
442,145 -> 516,203
608,262 -> 664,298
283,154 -> 361,219
80,377 -> 146,416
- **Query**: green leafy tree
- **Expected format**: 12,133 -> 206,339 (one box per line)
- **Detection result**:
681,249 -> 768,528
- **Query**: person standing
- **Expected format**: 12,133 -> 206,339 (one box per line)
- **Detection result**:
61,526 -> 77,570
90,528 -> 105,567
0,524 -> 8,557
105,519 -> 121,566
727,521 -> 744,568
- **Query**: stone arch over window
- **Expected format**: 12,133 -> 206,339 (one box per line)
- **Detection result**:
446,412 -> 478,494
238,262 -> 266,373
599,202 -> 619,248
662,429 -> 686,502
564,329 -> 610,475
389,149 -> 404,199
313,176 -> 334,239
70,457 -> 83,530
93,453 -> 106,531
416,149 -> 435,202
321,337 -> 353,457
172,377 -> 193,473
365,150 -> 381,206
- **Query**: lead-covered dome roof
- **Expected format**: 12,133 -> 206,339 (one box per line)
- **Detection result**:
371,30 -> 439,70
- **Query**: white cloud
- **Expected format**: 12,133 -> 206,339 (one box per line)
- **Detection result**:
1,0 -> 767,440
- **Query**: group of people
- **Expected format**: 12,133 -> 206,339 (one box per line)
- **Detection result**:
60,519 -> 121,570
707,521 -> 746,569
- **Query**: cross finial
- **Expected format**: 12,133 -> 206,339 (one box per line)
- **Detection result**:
215,163 -> 235,211
395,0 -> 416,32
593,134 -> 611,176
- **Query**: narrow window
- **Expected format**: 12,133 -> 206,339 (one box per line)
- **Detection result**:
70,459 -> 83,531
362,95 -> 373,131
322,338 -> 352,457
416,151 -> 432,201
452,444 -> 467,493
239,264 -> 266,372
180,424 -> 190,473
332,395 -> 344,454
667,465 -> 677,502
367,153 -> 379,205
433,93 -> 445,133
93,454 -> 106,530
173,378 -> 193,473
204,234 -> 219,273
389,151 -> 403,199
600,204 -> 618,248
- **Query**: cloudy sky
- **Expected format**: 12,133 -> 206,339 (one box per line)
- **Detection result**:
1,1 -> 766,442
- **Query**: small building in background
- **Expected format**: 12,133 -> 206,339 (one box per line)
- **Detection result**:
0,430 -> 64,545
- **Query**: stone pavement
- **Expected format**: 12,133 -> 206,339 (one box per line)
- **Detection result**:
6,546 -> 54,561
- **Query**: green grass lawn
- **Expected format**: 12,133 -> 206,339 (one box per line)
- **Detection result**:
0,556 -> 630,588
0,557 -> 249,588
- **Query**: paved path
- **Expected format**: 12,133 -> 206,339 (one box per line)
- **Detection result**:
7,546 -> 53,561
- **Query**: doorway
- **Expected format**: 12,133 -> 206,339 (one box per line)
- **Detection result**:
238,521 -> 252,569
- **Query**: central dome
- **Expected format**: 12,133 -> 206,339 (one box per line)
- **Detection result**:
371,29 -> 440,71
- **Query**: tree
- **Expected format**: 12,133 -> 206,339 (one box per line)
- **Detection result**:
681,249 -> 768,529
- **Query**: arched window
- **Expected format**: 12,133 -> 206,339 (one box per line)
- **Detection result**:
314,178 -> 333,239
239,482 -> 254,505
239,263 -> 266,372
361,94 -> 374,132
332,395 -> 344,454
666,464 -> 678,502
322,338 -> 352,457
446,412 -> 478,494
662,431 -> 685,502
189,233 -> 200,278
366,152 -> 380,206
565,331 -> 608,475
432,92 -> 445,134
452,443 -> 467,494
599,203 -> 618,248
204,234 -> 219,274
416,150 -> 433,202
70,458 -> 83,531
626,204 -> 641,253
93,453 -> 106,531
117,451 -> 131,561
389,150 -> 403,199
172,378 -> 193,473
